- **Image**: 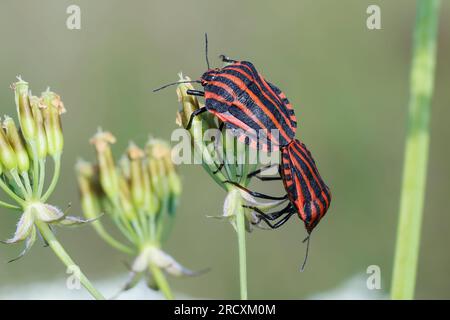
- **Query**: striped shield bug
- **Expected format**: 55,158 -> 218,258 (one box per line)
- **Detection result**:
153,34 -> 297,152
225,139 -> 331,270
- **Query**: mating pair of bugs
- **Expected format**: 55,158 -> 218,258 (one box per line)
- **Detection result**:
154,35 -> 331,267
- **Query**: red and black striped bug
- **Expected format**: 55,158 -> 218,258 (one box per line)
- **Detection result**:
153,34 -> 297,152
226,139 -> 331,270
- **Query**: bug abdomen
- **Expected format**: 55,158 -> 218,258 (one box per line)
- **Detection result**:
281,140 -> 331,233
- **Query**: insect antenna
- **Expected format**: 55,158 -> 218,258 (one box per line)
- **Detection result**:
152,80 -> 202,92
300,234 -> 311,272
205,33 -> 211,70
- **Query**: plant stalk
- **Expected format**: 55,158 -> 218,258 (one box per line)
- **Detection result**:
236,201 -> 248,300
0,200 -> 20,210
41,155 -> 61,202
149,263 -> 174,300
391,0 -> 440,300
90,220 -> 135,255
35,220 -> 105,300
0,179 -> 25,205
226,188 -> 248,300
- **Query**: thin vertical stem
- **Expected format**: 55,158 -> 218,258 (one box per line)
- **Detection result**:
37,158 -> 46,198
41,155 -> 61,202
391,0 -> 440,300
149,263 -> 174,300
30,142 -> 40,197
21,172 -> 32,195
236,202 -> 248,300
227,188 -> 248,300
10,170 -> 29,199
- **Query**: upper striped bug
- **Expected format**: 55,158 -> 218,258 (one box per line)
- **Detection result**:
153,34 -> 297,152
225,139 -> 331,270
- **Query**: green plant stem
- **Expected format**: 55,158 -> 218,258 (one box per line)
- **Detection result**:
37,159 -> 46,198
90,220 -> 135,255
30,143 -> 40,197
21,172 -> 32,195
0,199 -> 20,210
11,170 -> 29,199
235,198 -> 248,300
0,179 -> 25,205
35,220 -> 105,300
41,155 -> 61,202
391,0 -> 440,300
226,188 -> 248,300
149,263 -> 174,300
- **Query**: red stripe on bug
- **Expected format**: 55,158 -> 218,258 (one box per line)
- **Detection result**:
287,145 -> 324,219
290,144 -> 328,206
226,65 -> 296,134
216,73 -> 291,144
206,89 -> 281,147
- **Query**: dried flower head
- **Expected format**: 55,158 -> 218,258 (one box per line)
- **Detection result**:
0,77 -> 104,299
78,131 -> 204,299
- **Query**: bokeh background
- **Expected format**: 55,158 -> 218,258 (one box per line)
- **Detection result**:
0,0 -> 449,299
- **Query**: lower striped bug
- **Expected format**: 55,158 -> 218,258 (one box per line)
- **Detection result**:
225,139 -> 331,270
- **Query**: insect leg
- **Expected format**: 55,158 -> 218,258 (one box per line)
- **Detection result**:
186,107 -> 208,130
243,202 -> 293,220
213,163 -> 224,174
223,180 -> 288,200
247,164 -> 282,181
187,89 -> 205,97
219,54 -> 238,63
258,211 -> 296,229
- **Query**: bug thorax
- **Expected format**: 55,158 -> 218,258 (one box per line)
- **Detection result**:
200,68 -> 220,85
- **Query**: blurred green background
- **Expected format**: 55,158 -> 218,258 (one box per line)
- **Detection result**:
0,0 -> 449,299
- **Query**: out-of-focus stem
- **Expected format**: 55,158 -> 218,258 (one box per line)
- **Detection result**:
0,199 -> 20,210
391,0 -> 440,300
90,220 -> 135,255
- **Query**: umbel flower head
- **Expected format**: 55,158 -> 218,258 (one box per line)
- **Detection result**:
175,73 -> 288,232
77,130 -> 203,299
0,77 -> 95,262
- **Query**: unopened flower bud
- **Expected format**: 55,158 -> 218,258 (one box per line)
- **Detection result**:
30,96 -> 48,159
41,90 -> 65,157
118,174 -> 137,221
176,75 -> 202,128
146,139 -> 170,199
13,77 -> 36,141
168,170 -> 182,197
159,145 -> 181,197
119,154 -> 131,180
127,143 -> 146,209
176,74 -> 216,130
147,157 -> 166,200
147,138 -> 181,198
90,130 -> 120,201
142,160 -> 158,215
3,116 -> 29,173
76,159 -> 102,220
0,124 -> 17,171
